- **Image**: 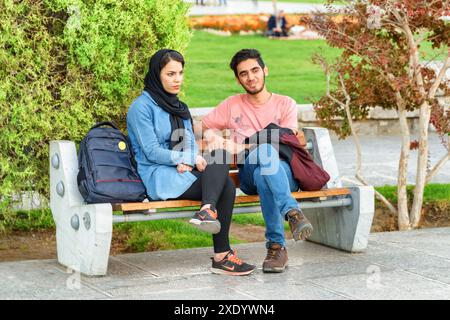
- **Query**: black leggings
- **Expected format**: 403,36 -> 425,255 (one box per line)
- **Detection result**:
176,150 -> 236,254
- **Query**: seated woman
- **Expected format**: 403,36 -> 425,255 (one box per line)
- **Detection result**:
126,49 -> 255,276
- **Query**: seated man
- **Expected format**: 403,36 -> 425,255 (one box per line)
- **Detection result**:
196,49 -> 313,273
267,10 -> 288,37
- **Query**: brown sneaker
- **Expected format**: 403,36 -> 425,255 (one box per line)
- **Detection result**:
285,208 -> 313,241
262,243 -> 288,273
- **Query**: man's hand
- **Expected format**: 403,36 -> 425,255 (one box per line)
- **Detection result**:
203,127 -> 249,154
176,163 -> 193,173
223,139 -> 249,155
195,155 -> 207,172
206,135 -> 226,152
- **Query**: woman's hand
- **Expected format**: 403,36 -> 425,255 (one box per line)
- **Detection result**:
177,163 -> 193,173
195,155 -> 207,172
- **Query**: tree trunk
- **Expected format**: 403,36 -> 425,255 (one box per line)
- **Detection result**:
397,106 -> 411,230
410,102 -> 432,228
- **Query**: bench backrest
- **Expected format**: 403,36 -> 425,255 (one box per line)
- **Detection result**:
49,127 -> 343,212
199,127 -> 342,189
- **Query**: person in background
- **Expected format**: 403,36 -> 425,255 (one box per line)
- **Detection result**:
267,10 -> 288,37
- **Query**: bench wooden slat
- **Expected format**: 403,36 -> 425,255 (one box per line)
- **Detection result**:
113,188 -> 351,212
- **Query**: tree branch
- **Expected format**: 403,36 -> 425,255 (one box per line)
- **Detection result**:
426,137 -> 450,183
319,56 -> 397,214
428,52 -> 450,99
426,152 -> 450,184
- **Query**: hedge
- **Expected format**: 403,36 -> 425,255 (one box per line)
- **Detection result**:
0,0 -> 192,220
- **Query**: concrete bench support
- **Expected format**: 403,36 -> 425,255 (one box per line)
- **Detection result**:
50,141 -> 113,276
303,186 -> 374,252
301,127 -> 374,252
49,127 -> 374,276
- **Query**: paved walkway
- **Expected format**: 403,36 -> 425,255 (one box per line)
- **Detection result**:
331,133 -> 450,186
1,227 -> 450,300
185,0 -> 340,16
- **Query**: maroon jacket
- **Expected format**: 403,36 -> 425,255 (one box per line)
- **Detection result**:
245,123 -> 330,191
279,133 -> 330,191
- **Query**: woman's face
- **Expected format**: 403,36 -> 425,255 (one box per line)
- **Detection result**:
160,59 -> 184,95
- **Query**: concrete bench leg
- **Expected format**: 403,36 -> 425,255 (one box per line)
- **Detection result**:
302,186 -> 375,252
301,128 -> 375,252
49,141 -> 112,276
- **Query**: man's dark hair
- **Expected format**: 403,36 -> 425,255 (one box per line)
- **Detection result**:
229,49 -> 265,77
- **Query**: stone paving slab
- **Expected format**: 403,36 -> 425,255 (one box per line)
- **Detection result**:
331,134 -> 450,186
1,227 -> 450,300
308,269 -> 450,300
368,227 -> 450,259
0,260 -> 106,300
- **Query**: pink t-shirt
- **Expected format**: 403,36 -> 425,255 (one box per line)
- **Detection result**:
202,93 -> 298,143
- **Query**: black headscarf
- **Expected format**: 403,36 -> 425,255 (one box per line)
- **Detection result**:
144,49 -> 192,150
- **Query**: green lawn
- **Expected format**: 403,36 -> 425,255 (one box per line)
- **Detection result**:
183,30 -> 341,107
1,184 -> 448,250
375,183 -> 450,205
114,219 -> 243,252
232,183 -> 450,227
182,31 -> 447,108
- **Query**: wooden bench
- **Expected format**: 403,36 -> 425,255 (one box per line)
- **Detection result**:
49,127 -> 374,276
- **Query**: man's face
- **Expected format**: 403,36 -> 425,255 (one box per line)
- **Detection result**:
235,59 -> 268,95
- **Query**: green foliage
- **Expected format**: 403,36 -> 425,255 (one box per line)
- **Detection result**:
183,31 -> 342,107
0,208 -> 55,232
375,183 -> 450,205
0,0 -> 192,220
232,212 -> 290,231
304,0 -> 449,139
232,212 -> 266,227
114,219 -> 243,252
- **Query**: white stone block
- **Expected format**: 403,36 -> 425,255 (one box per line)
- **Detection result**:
303,186 -> 375,252
50,141 -> 112,276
